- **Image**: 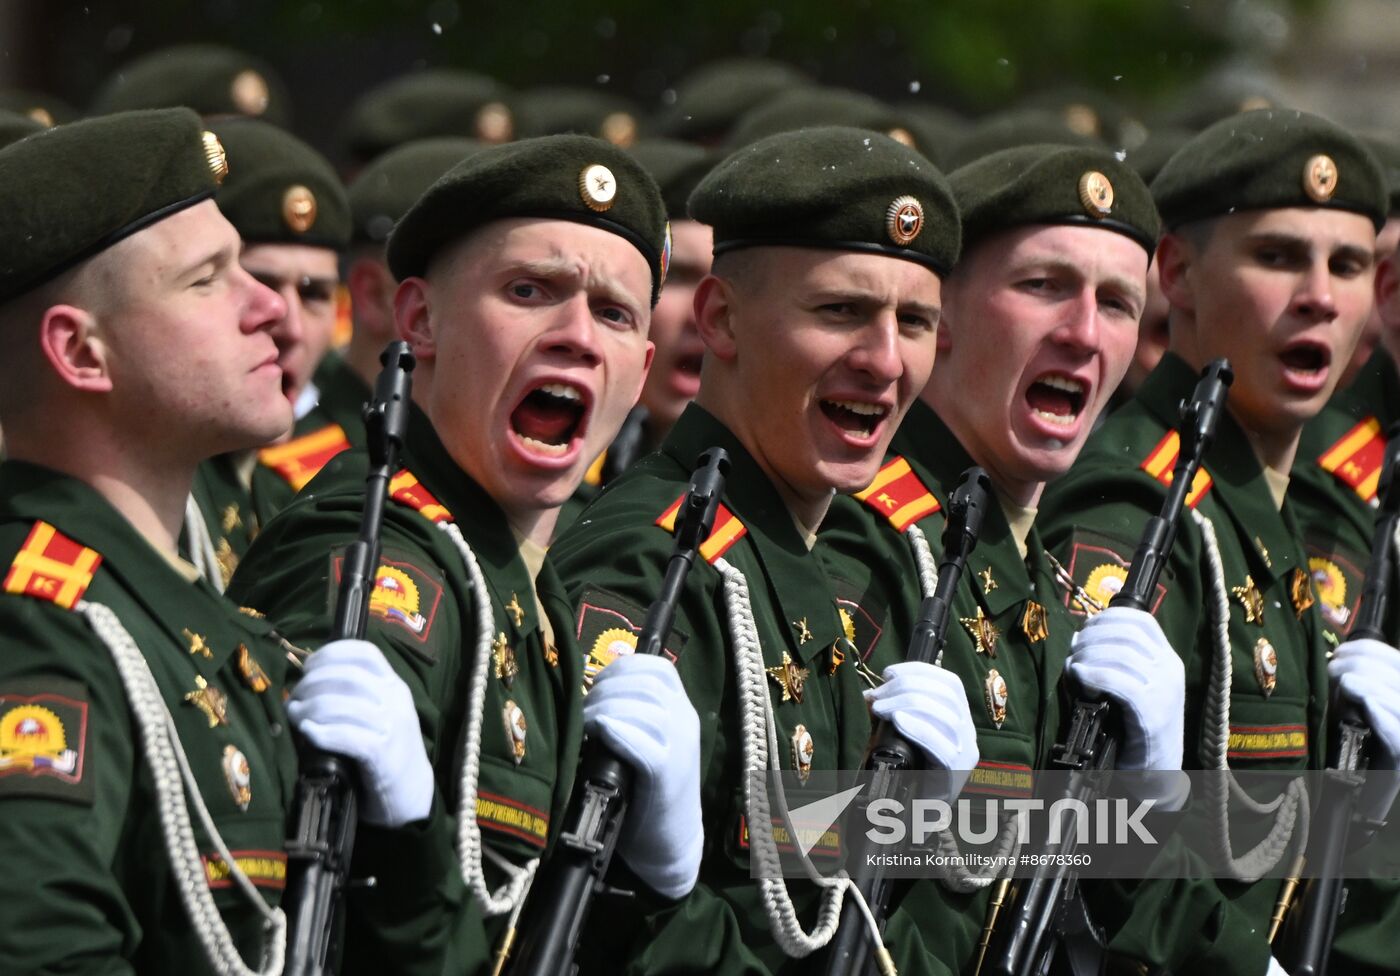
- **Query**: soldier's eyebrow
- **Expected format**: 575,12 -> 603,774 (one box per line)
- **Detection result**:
1242,231 -> 1375,268
177,244 -> 235,283
513,257 -> 645,321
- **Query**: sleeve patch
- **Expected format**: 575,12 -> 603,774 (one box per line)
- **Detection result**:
1226,723 -> 1307,761
203,849 -> 287,890
0,678 -> 92,804
964,760 -> 1035,800
475,790 -> 549,849
1303,541 -> 1366,635
257,424 -> 352,491
829,576 -> 886,662
1062,530 -> 1166,618
575,585 -> 687,688
3,521 -> 102,610
853,456 -> 942,532
330,546 -> 446,647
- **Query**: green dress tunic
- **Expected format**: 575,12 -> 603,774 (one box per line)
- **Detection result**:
0,460 -> 297,975
1040,352 -> 1332,975
226,405 -> 585,976
550,403 -> 948,976
816,401 -> 1076,973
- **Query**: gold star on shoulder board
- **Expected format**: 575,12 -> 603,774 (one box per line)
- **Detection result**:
1231,576 -> 1266,625
185,675 -> 228,727
793,617 -> 813,644
978,567 -> 998,593
183,628 -> 213,659
505,593 -> 525,629
492,632 -> 518,687
766,652 -> 809,704
961,607 -> 1000,658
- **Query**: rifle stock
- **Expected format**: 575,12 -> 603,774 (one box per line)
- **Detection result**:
981,358 -> 1232,976
822,466 -> 993,976
283,341 -> 415,976
507,449 -> 730,976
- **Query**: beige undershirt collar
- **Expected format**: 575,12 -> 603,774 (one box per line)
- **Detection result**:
998,494 -> 1038,562
513,530 -> 555,648
1262,465 -> 1290,511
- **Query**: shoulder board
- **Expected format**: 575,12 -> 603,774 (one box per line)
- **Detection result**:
1140,430 -> 1213,508
1317,416 -> 1385,504
388,470 -> 453,523
3,521 -> 102,610
257,424 -> 352,491
655,495 -> 747,564
853,456 -> 942,532
583,450 -> 607,488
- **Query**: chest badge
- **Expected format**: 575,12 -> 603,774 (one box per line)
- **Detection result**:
1253,637 -> 1279,698
183,629 -> 213,660
1289,568 -> 1316,620
503,701 -> 527,764
185,676 -> 228,728
766,652 -> 810,704
961,607 -> 1001,658
236,644 -> 271,693
1231,576 -> 1266,626
222,744 -> 252,812
1020,601 -> 1049,644
492,632 -> 519,688
791,724 -> 815,784
984,669 -> 1009,729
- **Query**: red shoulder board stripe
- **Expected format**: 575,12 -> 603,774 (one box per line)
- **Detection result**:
656,495 -> 747,564
1317,416 -> 1385,504
257,424 -> 352,491
3,522 -> 102,609
853,456 -> 942,532
388,471 -> 453,524
1140,430 -> 1213,509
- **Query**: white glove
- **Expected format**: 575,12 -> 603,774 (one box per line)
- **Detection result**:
286,638 -> 435,827
584,654 -> 701,899
1066,607 -> 1189,811
864,661 -> 979,798
1329,637 -> 1400,824
1267,954 -> 1292,976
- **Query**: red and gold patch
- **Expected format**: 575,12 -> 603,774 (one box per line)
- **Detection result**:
1317,416 -> 1386,504
3,521 -> 101,610
332,550 -> 445,645
1062,531 -> 1167,618
203,849 -> 287,890
575,586 -> 685,687
1226,723 -> 1307,761
388,470 -> 453,523
656,496 -> 747,564
1140,430 -> 1213,508
475,790 -> 549,849
854,456 -> 941,532
964,760 -> 1035,800
257,424 -> 352,491
0,679 -> 91,803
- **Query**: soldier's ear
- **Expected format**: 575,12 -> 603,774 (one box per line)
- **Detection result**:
1376,251 -> 1400,329
693,274 -> 738,361
1154,233 -> 1196,315
348,256 -> 398,343
38,304 -> 113,394
394,277 -> 436,362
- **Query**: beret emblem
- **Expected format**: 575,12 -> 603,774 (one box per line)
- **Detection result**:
1078,170 -> 1114,218
601,112 -> 638,148
1303,154 -> 1338,203
579,163 -> 617,212
475,102 -> 514,144
885,195 -> 924,246
230,70 -> 270,117
202,131 -> 229,185
282,185 -> 318,233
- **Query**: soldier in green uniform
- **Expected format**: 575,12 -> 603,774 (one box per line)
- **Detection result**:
228,134 -> 702,976
817,143 -> 1185,973
181,118 -> 353,590
1040,108 -> 1400,976
0,108 -> 428,975
550,126 -> 979,975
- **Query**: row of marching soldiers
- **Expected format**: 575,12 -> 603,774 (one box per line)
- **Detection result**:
0,45 -> 1397,976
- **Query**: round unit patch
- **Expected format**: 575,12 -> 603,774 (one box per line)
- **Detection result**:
579,163 -> 618,212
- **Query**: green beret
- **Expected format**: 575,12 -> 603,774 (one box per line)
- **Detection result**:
951,144 -> 1160,256
0,108 -> 223,303
893,102 -> 970,168
0,89 -> 77,127
1018,85 -> 1142,146
340,70 -> 513,166
1359,133 -> 1400,216
0,109 -> 45,151
349,138 -> 487,245
947,108 -> 1100,171
1160,70 -> 1285,133
91,45 -> 292,129
514,86 -> 643,146
1125,126 -> 1193,185
1152,109 -> 1388,231
726,88 -> 928,156
388,134 -> 669,303
689,126 -> 960,276
627,139 -> 716,219
652,58 -> 810,143
208,118 -> 350,251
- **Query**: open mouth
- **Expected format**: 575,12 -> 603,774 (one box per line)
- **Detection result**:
1025,375 -> 1087,428
1280,343 -> 1329,376
509,381 -> 588,457
819,398 -> 889,439
676,352 -> 704,377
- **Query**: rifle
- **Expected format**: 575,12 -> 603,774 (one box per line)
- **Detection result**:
981,358 -> 1233,976
822,466 -> 994,976
283,341 -> 416,976
506,448 -> 730,976
1282,422 -> 1400,976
